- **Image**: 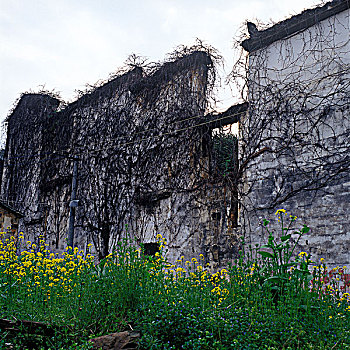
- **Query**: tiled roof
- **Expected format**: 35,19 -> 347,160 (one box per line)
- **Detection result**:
242,0 -> 350,52
0,201 -> 24,218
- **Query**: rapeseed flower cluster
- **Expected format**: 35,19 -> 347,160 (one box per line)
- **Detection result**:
1,227 -> 349,330
1,221 -> 349,349
151,234 -> 231,306
0,232 -> 94,303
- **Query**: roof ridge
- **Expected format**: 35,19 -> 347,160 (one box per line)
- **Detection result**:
242,0 -> 350,52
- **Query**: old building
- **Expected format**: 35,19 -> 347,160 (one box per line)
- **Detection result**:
0,201 -> 23,237
2,0 -> 349,268
239,0 -> 350,266
1,50 -> 244,266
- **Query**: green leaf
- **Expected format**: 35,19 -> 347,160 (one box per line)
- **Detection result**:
263,276 -> 289,286
295,268 -> 311,275
301,225 -> 310,234
264,276 -> 281,284
263,219 -> 270,226
281,234 -> 292,242
257,251 -> 275,259
259,265 -> 267,274
282,262 -> 298,267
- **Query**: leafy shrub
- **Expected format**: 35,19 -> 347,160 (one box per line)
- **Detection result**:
212,132 -> 238,177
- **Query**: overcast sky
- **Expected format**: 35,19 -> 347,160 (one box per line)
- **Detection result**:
1,0 -> 320,127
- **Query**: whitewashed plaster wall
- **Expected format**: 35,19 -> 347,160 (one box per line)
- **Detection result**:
241,9 -> 350,266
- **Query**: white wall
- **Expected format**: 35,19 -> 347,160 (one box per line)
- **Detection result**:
241,9 -> 350,266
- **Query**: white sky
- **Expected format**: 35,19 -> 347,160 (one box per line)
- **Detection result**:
0,0 -> 320,128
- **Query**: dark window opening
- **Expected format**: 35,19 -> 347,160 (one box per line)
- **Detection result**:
211,124 -> 239,229
229,197 -> 239,228
211,212 -> 221,221
143,242 -> 160,257
212,244 -> 219,262
201,131 -> 211,157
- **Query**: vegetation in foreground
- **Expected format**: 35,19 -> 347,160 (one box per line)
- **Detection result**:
0,210 -> 349,349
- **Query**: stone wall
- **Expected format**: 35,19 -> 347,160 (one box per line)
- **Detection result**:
1,94 -> 60,240
1,51 -> 240,267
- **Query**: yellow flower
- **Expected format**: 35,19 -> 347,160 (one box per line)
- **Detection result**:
211,286 -> 221,295
275,209 -> 286,215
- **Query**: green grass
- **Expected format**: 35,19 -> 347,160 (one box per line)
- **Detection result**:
0,212 -> 349,349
